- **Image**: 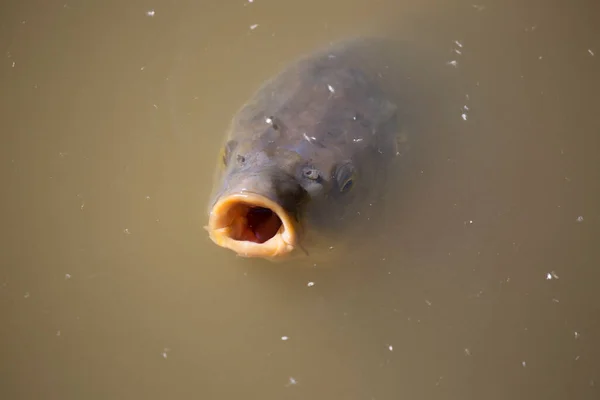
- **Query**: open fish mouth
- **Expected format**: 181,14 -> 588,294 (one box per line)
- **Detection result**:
206,192 -> 299,258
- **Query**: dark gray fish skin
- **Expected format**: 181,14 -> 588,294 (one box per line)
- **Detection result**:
206,38 -> 403,259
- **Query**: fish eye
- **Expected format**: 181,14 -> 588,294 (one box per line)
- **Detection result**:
335,162 -> 355,193
302,166 -> 320,180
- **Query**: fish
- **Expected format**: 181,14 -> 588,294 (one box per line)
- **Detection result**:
205,37 -> 405,259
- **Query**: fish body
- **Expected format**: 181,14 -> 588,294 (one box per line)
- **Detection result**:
206,38 -> 403,259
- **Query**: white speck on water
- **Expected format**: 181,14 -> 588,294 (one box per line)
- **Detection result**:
454,49 -> 462,55
463,105 -> 470,111
146,9 -> 155,17
461,113 -> 468,121
123,228 -> 131,235
24,292 -> 30,298
56,330 -> 61,336
538,56 -> 543,60
145,196 -> 150,200
12,61 -> 15,68
265,117 -> 272,124
286,377 -> 297,386
454,40 -> 463,48
588,49 -> 595,56
522,361 -> 527,367
447,60 -> 458,67
281,336 -> 289,341
546,271 -> 559,280
307,281 -> 315,287
80,202 -> 85,210
250,24 -> 259,30
140,66 -> 146,71
327,84 -> 335,93
576,215 -> 584,222
472,5 -> 486,11
575,355 -> 580,361
65,273 -> 71,280
153,104 -> 158,109
353,138 -> 363,142
574,331 -> 580,339
425,300 -> 432,306
161,348 -> 170,359
552,298 -> 560,303
388,345 -> 393,351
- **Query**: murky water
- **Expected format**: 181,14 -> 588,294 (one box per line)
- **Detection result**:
2,0 -> 599,399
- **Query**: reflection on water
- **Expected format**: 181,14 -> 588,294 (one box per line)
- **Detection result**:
2,0 -> 599,399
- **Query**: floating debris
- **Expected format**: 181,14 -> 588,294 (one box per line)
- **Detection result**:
123,228 -> 131,234
522,361 -> 527,367
447,60 -> 458,68
546,271 -> 559,280
388,345 -> 393,351
588,49 -> 595,56
24,292 -> 30,298
576,216 -> 584,222
574,331 -> 580,339
146,9 -> 155,17
65,273 -> 71,280
461,113 -> 468,121
56,330 -> 61,336
307,281 -> 315,287
250,24 -> 259,30
161,348 -> 170,359
281,336 -> 289,341
285,377 -> 298,387
425,300 -> 432,306
464,348 -> 471,356
327,84 -> 335,93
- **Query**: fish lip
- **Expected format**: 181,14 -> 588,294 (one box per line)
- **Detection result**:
206,191 -> 299,259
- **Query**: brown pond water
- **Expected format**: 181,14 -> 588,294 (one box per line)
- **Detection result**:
2,0 -> 599,399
